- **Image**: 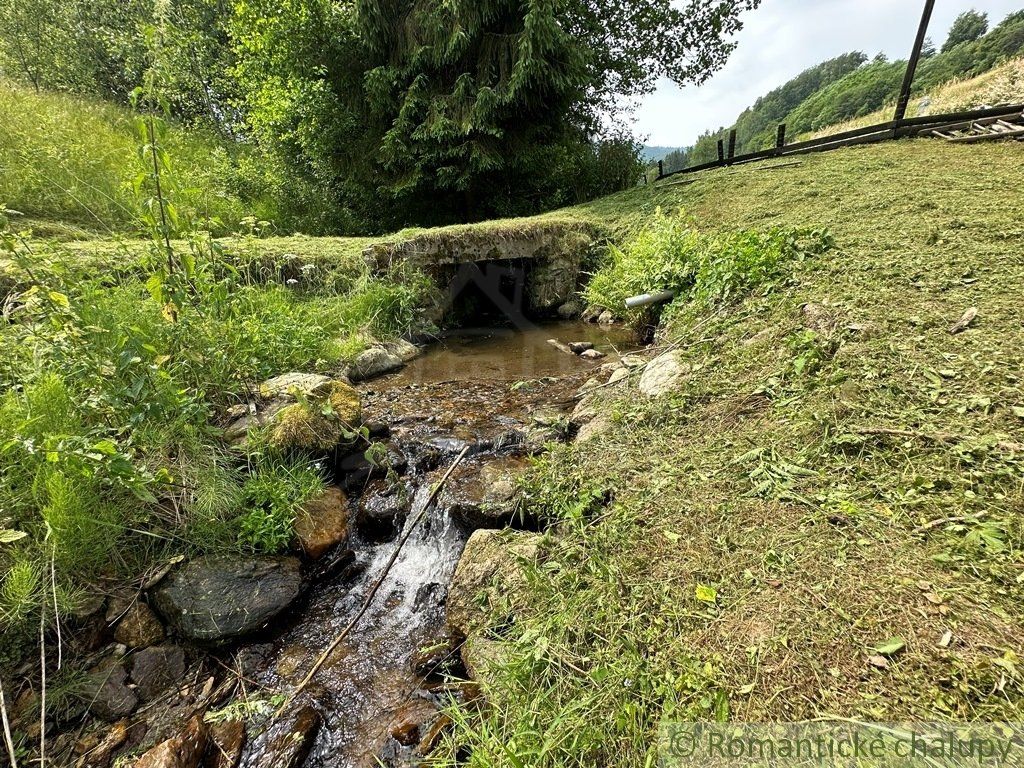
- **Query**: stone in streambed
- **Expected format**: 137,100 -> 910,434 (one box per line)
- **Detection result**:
252,705 -> 321,768
579,348 -> 606,360
388,700 -> 439,747
152,555 -> 302,643
294,487 -> 350,560
568,341 -> 593,354
557,300 -> 583,319
82,655 -> 138,722
348,347 -> 404,382
130,644 -> 186,702
440,459 -> 524,530
113,602 -> 164,649
133,714 -> 207,768
207,719 -> 246,768
607,366 -> 630,385
357,479 -> 411,539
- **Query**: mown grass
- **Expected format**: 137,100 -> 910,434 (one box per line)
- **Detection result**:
429,138 -> 1024,766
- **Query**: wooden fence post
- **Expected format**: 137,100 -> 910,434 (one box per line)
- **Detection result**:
658,160 -> 664,179
727,129 -> 737,160
894,0 -> 936,123
776,124 -> 787,152
717,139 -> 725,164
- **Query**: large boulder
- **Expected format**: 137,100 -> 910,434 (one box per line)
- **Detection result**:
638,350 -> 690,397
152,556 -> 302,643
294,487 -> 350,560
446,529 -> 541,640
348,347 -> 404,382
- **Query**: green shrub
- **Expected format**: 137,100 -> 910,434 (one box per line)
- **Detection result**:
585,210 -> 832,320
236,459 -> 325,553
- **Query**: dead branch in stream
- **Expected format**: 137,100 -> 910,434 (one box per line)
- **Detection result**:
274,445 -> 471,717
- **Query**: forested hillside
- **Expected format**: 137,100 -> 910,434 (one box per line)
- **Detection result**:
663,9 -> 1024,173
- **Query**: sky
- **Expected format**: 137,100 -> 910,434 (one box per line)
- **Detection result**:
633,0 -> 1024,146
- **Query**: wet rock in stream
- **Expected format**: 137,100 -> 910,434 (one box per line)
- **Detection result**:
295,487 -> 351,560
207,719 -> 246,768
251,705 -> 323,768
130,644 -> 187,702
82,654 -> 139,722
152,555 -> 303,643
133,714 -> 207,768
440,458 -> 525,529
357,479 -> 412,540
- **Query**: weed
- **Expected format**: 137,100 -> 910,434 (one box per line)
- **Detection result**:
585,209 -> 831,320
236,459 -> 325,553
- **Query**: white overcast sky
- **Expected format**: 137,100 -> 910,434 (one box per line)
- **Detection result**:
634,0 -> 1024,146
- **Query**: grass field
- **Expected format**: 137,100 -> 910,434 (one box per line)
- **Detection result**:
425,138 -> 1024,765
2,107 -> 1023,764
0,79 -> 313,237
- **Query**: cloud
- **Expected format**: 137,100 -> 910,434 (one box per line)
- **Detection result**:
634,0 -> 1023,146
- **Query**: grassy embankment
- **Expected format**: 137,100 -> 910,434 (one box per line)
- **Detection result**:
427,139 -> 1024,765
803,56 -> 1024,140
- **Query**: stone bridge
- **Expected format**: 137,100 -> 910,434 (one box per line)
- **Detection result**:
363,220 -> 601,324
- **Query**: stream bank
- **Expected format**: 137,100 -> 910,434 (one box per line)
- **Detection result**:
41,318 -> 641,768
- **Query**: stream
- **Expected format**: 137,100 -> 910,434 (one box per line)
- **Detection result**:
242,320 -> 638,767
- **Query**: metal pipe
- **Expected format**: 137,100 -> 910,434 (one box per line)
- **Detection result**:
625,290 -> 676,309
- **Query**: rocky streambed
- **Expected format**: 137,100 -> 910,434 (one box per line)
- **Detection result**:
31,320 -> 647,768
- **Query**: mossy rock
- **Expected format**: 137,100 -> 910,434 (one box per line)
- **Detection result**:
269,403 -> 343,451
267,380 -> 363,451
327,380 -> 362,425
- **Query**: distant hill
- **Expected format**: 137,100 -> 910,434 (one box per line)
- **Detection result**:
664,9 -> 1024,173
641,145 -> 687,162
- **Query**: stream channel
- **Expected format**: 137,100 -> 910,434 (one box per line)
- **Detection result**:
241,320 -> 639,767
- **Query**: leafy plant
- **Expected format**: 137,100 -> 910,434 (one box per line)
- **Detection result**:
585,210 -> 832,320
236,459 -> 325,553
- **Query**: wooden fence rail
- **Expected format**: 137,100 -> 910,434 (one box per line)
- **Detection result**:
655,1 -> 1023,182
656,104 -> 1024,181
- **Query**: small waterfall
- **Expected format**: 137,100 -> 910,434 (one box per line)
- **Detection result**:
246,478 -> 469,768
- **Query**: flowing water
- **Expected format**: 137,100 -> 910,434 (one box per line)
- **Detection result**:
242,320 -> 639,768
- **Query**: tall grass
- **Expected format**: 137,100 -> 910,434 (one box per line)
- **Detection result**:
0,79 -> 251,235
0,215 -> 432,660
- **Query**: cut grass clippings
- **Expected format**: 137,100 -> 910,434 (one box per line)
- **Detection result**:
427,137 -> 1024,767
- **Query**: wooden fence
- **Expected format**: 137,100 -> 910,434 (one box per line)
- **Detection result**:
655,0 -> 1023,182
656,104 -> 1024,180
